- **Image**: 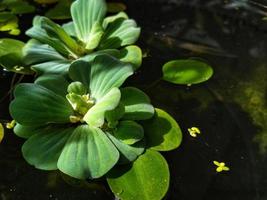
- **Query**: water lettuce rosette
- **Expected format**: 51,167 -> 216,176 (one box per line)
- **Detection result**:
23,0 -> 142,75
9,55 -> 154,179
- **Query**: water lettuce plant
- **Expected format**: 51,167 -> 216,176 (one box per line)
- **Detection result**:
10,55 -> 153,178
0,0 -> 214,199
22,0 -> 141,75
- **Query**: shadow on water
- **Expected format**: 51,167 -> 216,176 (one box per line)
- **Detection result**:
2,0 -> 267,199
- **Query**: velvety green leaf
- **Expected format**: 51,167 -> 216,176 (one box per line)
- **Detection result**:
121,87 -> 154,120
114,121 -> 144,145
107,150 -> 170,200
40,17 -> 80,54
85,22 -> 104,50
71,0 -> 107,43
22,126 -> 74,170
102,12 -> 128,29
143,108 -> 182,151
34,74 -> 69,97
45,0 -> 72,20
26,16 -> 70,57
58,125 -> 119,179
10,83 -> 73,126
83,87 -> 121,128
162,59 -> 213,85
0,123 -> 4,143
107,2 -> 126,13
13,123 -> 41,139
119,45 -> 142,69
31,60 -> 71,75
99,18 -> 140,49
106,132 -> 144,164
23,39 -> 66,65
89,55 -> 133,100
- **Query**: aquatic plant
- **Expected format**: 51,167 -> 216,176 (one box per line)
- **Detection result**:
0,0 -> 141,75
9,54 -> 182,199
0,0 -> 214,199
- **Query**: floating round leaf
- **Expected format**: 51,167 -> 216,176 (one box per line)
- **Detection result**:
162,59 -> 213,85
107,149 -> 170,200
143,108 -> 182,151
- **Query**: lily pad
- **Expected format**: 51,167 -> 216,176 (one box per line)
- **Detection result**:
162,59 -> 213,85
107,149 -> 170,200
142,108 -> 182,151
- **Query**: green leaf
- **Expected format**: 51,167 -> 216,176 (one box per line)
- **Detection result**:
105,103 -> 125,127
121,87 -> 154,120
67,82 -> 87,95
13,123 -> 41,139
102,12 -> 128,29
106,132 -> 144,164
0,38 -> 24,57
10,83 -> 73,126
142,108 -> 182,151
83,87 -> 121,128
114,121 -> 144,145
99,18 -> 140,49
68,60 -> 91,88
62,21 -> 76,37
31,60 -> 71,75
71,0 -> 107,43
22,126 -> 74,170
0,123 -> 4,143
40,17 -> 80,55
107,149 -> 170,200
162,59 -> 213,85
0,38 -> 32,74
26,16 -> 70,57
34,74 -> 69,97
58,125 -> 119,179
23,39 -> 67,65
2,0 -> 35,14
119,45 -> 142,69
85,22 -> 104,51
45,0 -> 72,20
90,55 -> 133,100
69,55 -> 133,100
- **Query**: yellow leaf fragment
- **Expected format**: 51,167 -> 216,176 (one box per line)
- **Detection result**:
0,123 -> 4,143
6,120 -> 16,129
213,161 -> 230,173
188,127 -> 201,137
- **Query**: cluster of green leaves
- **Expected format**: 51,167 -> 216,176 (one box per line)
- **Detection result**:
0,0 -> 35,35
0,0 -> 214,199
0,0 -> 142,76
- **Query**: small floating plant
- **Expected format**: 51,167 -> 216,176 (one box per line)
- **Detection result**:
0,0 -> 213,199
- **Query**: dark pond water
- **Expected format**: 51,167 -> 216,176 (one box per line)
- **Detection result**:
1,0 -> 267,199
